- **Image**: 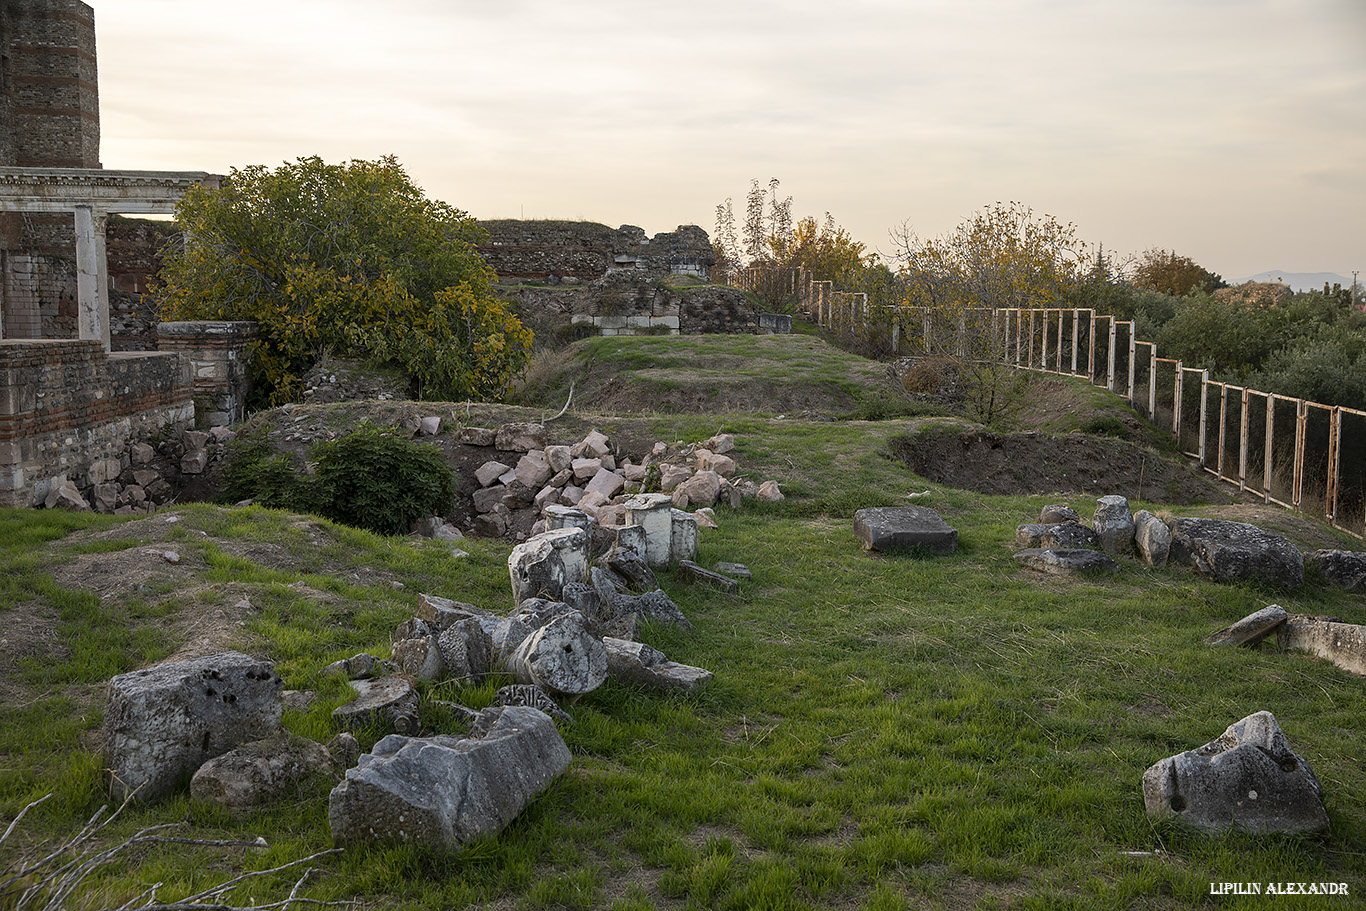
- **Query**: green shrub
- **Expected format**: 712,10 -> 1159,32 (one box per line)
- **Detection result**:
310,423 -> 456,534
216,423 -> 454,534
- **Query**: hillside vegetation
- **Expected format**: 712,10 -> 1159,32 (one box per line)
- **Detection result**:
2,334 -> 1364,910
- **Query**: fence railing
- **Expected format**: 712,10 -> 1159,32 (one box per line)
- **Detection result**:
792,279 -> 1366,540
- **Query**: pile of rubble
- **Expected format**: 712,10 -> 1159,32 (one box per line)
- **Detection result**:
463,423 -> 783,538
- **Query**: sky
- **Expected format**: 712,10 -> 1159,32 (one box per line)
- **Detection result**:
95,0 -> 1365,283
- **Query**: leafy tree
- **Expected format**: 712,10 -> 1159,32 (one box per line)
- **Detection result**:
157,155 -> 532,405
1251,325 -> 1366,410
1132,248 -> 1225,297
889,202 -> 1103,426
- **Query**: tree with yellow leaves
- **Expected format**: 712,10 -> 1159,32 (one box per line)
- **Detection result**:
157,156 -> 531,406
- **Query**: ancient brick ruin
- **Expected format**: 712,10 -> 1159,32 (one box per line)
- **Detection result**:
0,1 -> 248,509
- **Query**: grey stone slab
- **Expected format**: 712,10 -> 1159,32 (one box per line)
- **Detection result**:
852,506 -> 958,555
1014,547 -> 1121,576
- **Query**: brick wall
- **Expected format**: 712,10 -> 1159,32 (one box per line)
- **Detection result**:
2,0 -> 100,168
0,339 -> 193,507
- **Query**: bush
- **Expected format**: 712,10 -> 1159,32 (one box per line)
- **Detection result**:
217,423 -> 455,535
310,424 -> 456,534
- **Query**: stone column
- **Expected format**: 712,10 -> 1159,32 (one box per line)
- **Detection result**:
74,204 -> 110,351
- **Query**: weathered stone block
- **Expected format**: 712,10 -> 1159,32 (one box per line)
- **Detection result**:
332,677 -> 420,735
191,732 -> 336,815
1141,711 -> 1328,833
1169,518 -> 1304,590
104,652 -> 283,803
508,527 -> 589,604
852,506 -> 957,555
507,611 -> 608,695
603,637 -> 713,692
1014,547 -> 1121,576
496,422 -> 547,452
328,706 -> 571,849
1092,495 -> 1135,557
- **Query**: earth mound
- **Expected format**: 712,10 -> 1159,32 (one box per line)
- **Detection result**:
890,427 -> 1233,505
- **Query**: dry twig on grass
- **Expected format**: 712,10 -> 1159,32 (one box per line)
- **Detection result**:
1,793 -> 350,911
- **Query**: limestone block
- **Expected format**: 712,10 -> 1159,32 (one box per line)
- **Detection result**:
623,493 -> 674,565
853,506 -> 957,555
715,562 -> 752,580
545,444 -> 573,474
419,416 -> 442,436
183,430 -> 211,450
609,589 -> 692,631
507,611 -> 608,695
332,677 -> 420,735
391,636 -> 445,681
322,653 -> 388,680
610,523 -> 648,562
571,457 -> 602,482
438,618 -> 493,683
131,442 -> 156,465
472,485 -> 507,514
659,464 -> 692,492
677,559 -> 737,593
496,422 -> 547,452
416,593 -> 485,629
104,651 -> 283,803
694,507 -> 719,529
88,457 -> 123,485
93,483 -> 120,513
1014,547 -> 1120,576
180,449 -> 209,475
1040,504 -> 1079,524
1278,616 -> 1366,676
671,509 -> 699,563
328,706 -> 571,849
560,485 -> 585,507
45,480 -> 90,511
1305,550 -> 1366,592
585,467 -> 625,499
1206,605 -> 1288,647
534,485 -> 559,511
548,467 -> 574,488
133,469 -> 160,488
606,546 -> 659,592
190,732 -> 336,815
756,481 -> 784,502
473,505 -> 512,537
1133,510 -> 1173,567
1017,521 -> 1099,550
1092,495 -> 1135,557
475,460 -> 512,488
696,449 -> 737,477
603,637 -> 713,692
579,430 -> 612,459
454,426 -> 496,446
508,527 -> 589,605
1141,711 -> 1328,833
1169,518 -> 1304,590
672,470 -> 721,509
515,451 -> 553,489
502,480 -> 537,510
704,433 -> 736,455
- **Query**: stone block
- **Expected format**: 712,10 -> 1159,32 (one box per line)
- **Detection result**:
603,637 -> 713,692
1133,510 -> 1173,567
671,509 -> 699,563
507,611 -> 608,695
1305,550 -> 1366,592
495,422 -> 547,452
1141,711 -> 1328,833
454,426 -> 496,446
545,444 -> 573,474
191,732 -> 336,815
1169,518 -> 1304,590
623,493 -> 673,565
1278,615 -> 1366,676
328,706 -> 571,849
475,460 -> 512,487
1206,605 -> 1288,647
852,506 -> 957,555
104,652 -> 283,803
515,451 -> 553,489
332,677 -> 420,735
585,467 -> 625,499
508,527 -> 589,605
1093,495 -> 1135,557
472,484 -> 506,514
1014,547 -> 1120,576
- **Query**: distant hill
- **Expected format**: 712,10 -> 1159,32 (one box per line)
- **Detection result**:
1229,270 -> 1354,293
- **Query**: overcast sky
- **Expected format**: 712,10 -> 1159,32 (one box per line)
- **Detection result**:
95,0 -> 1364,282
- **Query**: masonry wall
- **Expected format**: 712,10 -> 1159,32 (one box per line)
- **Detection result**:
0,339 -> 193,507
156,321 -> 258,427
479,221 -> 715,283
1,0 -> 100,168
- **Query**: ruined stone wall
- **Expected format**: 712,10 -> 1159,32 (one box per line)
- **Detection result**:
479,220 -> 714,283
503,273 -> 762,340
0,339 -> 194,507
107,215 -> 176,350
156,321 -> 258,428
1,0 -> 100,168
0,248 -> 74,338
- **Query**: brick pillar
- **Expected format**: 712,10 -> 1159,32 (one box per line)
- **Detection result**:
156,321 -> 259,426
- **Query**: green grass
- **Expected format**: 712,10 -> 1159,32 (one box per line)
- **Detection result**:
2,412 -> 1365,908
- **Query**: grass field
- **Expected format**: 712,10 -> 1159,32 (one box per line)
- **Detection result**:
2,342 -> 1364,910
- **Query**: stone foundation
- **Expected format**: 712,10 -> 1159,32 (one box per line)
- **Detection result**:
0,338 -> 193,507
156,321 -> 258,427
